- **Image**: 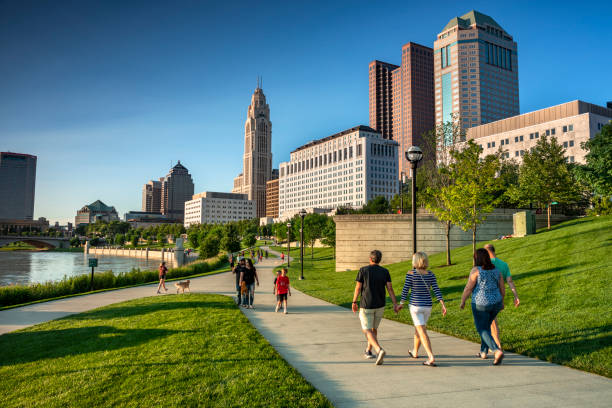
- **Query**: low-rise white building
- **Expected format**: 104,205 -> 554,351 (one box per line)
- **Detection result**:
278,125 -> 399,219
184,192 -> 255,227
467,100 -> 612,163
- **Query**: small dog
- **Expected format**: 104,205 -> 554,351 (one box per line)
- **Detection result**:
174,280 -> 190,294
240,281 -> 248,297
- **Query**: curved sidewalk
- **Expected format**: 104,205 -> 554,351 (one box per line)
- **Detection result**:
1,256 -> 610,407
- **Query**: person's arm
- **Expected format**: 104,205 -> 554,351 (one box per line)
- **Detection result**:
288,279 -> 291,296
239,271 -> 244,286
430,274 -> 447,316
352,282 -> 362,314
399,272 -> 412,306
460,268 -> 479,309
254,270 -> 259,286
386,281 -> 399,313
498,273 -> 506,308
506,276 -> 520,307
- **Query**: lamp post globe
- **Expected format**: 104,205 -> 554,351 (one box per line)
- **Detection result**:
405,146 -> 423,255
299,209 -> 307,280
286,222 -> 291,267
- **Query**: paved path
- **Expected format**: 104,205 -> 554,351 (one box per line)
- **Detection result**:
1,255 -> 610,407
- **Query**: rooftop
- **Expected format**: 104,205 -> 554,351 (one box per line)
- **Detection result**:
82,200 -> 116,213
291,125 -> 380,154
442,10 -> 504,33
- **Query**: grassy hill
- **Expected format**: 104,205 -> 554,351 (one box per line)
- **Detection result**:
284,216 -> 612,377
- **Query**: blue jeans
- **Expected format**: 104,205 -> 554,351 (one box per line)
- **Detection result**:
235,282 -> 242,305
471,302 -> 503,354
242,283 -> 255,306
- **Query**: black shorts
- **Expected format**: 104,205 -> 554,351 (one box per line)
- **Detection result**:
276,293 -> 287,301
159,274 -> 166,280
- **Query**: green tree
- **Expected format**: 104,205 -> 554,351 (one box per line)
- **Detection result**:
360,196 -> 391,214
444,141 -> 502,256
221,224 -> 241,253
242,233 -> 256,248
114,234 -> 125,246
199,235 -> 220,259
188,230 -> 200,248
156,233 -> 166,245
320,217 -> 336,259
304,213 -> 328,259
69,237 -> 80,247
420,119 -> 465,265
509,135 -> 579,229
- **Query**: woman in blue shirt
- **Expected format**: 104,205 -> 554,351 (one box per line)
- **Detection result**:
399,252 -> 447,367
460,248 -> 506,365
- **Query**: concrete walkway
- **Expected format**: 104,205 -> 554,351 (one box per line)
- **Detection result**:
1,255 -> 610,407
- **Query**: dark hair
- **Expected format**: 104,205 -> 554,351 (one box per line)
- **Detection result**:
246,258 -> 255,270
369,250 -> 382,264
474,248 -> 494,270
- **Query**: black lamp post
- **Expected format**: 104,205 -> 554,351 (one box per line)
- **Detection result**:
400,172 -> 407,214
286,222 -> 291,267
405,146 -> 423,255
299,209 -> 307,280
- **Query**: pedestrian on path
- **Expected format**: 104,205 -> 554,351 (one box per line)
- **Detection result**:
275,268 -> 291,314
485,244 -> 519,352
460,248 -> 506,365
240,258 -> 259,308
156,261 -> 168,294
398,252 -> 447,367
281,252 -> 285,261
233,258 -> 246,305
351,250 -> 400,365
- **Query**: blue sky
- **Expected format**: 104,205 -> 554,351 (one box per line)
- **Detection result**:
1,0 -> 611,223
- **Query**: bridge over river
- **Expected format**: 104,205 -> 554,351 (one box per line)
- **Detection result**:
0,235 -> 70,249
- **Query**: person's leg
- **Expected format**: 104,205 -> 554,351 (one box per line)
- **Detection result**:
236,284 -> 242,305
363,329 -> 381,353
161,278 -> 167,291
156,279 -> 163,293
283,298 -> 287,313
412,332 -> 421,357
472,304 -> 499,354
359,309 -> 381,354
414,325 -> 435,363
491,318 -> 502,350
249,283 -> 255,306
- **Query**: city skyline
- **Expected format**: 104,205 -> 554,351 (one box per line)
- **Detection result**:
1,1 -> 611,223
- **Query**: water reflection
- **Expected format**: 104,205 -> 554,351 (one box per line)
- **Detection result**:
0,252 -> 172,286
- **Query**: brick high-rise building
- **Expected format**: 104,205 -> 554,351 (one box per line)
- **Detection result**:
368,60 -> 398,140
0,152 -> 36,220
369,43 -> 434,178
142,178 -> 163,213
232,83 -> 273,218
434,10 -> 519,130
265,178 -> 279,219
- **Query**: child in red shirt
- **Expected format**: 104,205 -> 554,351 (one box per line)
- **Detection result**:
275,267 -> 291,314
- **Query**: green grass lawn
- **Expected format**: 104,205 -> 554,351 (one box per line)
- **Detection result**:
0,241 -> 38,251
0,294 -> 332,408
279,216 -> 612,378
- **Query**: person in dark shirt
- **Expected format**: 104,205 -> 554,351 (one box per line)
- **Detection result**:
233,258 -> 246,305
239,258 -> 259,308
352,250 -> 399,365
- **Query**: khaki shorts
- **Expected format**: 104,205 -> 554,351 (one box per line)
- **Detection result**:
359,307 -> 385,330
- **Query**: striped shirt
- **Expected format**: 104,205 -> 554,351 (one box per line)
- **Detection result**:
400,270 -> 444,307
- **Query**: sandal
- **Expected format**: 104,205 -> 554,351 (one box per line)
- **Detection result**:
408,350 -> 418,359
493,352 -> 504,366
423,361 -> 437,367
477,352 -> 488,359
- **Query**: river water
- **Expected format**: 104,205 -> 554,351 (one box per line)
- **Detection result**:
0,251 -> 167,287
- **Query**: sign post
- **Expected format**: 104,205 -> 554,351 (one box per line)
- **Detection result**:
88,258 -> 98,291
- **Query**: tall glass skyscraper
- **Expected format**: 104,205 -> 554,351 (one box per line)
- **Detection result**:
434,10 -> 519,130
0,152 -> 37,220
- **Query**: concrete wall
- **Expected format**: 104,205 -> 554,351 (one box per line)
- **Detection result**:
334,209 -> 571,271
88,247 -> 178,266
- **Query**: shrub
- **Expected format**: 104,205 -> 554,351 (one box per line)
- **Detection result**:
0,255 -> 228,308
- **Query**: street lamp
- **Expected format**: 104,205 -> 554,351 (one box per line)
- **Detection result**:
299,209 -> 307,280
405,146 -> 423,255
399,172 -> 407,214
286,222 -> 291,267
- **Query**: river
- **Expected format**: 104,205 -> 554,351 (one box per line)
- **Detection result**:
0,251 -> 168,286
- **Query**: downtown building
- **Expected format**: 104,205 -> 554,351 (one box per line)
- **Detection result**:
0,152 -> 37,220
369,43 -> 435,179
75,200 -> 119,226
232,84 -> 274,218
434,10 -> 519,130
184,192 -> 256,227
141,162 -> 194,221
278,126 -> 399,219
467,100 -> 612,163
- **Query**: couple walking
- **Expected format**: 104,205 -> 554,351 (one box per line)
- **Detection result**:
353,245 -> 518,366
232,258 -> 260,308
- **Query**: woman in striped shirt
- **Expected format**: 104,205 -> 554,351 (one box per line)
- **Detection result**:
399,252 -> 447,367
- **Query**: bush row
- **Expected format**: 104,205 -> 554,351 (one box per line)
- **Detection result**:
0,255 -> 228,308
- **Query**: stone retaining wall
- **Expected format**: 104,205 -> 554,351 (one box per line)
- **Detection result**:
334,209 -> 571,271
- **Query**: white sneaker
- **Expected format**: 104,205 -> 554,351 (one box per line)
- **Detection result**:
275,305 -> 279,313
376,349 -> 386,365
363,350 -> 375,359
283,310 -> 287,314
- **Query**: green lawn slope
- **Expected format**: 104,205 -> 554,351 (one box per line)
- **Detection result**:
0,294 -> 331,407
281,216 -> 612,378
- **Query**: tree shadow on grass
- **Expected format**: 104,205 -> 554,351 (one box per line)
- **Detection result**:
0,325 -> 181,367
70,299 -> 235,321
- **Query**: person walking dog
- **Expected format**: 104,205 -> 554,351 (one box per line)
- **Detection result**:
156,261 -> 168,294
351,250 -> 400,365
